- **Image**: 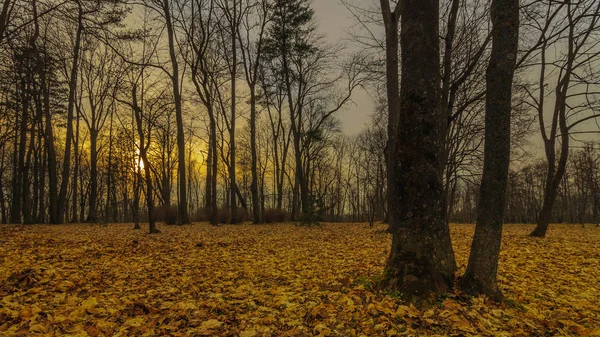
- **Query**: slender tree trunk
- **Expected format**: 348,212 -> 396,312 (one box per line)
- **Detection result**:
133,168 -> 141,230
71,102 -> 81,222
210,117 -> 218,225
132,85 -> 158,234
9,85 -> 20,224
229,0 -> 238,224
162,0 -> 189,225
23,107 -> 35,225
105,108 -> 115,223
37,133 -> 46,223
380,0 -> 401,231
42,53 -> 59,224
380,0 -> 456,306
461,0 -> 519,301
87,131 -> 99,222
57,0 -> 83,224
205,133 -> 213,219
11,78 -> 29,224
250,89 -> 261,223
0,146 -> 7,223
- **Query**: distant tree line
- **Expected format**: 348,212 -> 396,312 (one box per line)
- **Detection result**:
451,142 -> 600,225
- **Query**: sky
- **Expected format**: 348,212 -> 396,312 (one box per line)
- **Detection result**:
312,0 -> 375,135
311,0 -> 599,149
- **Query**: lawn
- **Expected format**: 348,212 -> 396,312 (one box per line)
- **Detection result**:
0,223 -> 598,336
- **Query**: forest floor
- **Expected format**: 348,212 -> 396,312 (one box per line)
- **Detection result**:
0,223 -> 599,337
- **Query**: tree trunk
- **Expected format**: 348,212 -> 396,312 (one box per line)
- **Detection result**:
0,147 -> 7,223
57,0 -> 83,224
71,103 -> 80,222
229,0 -> 238,224
0,0 -> 12,44
87,131 -> 98,222
132,85 -> 159,234
380,0 -> 456,306
42,52 -> 59,224
210,116 -> 218,225
380,0 -> 401,231
250,88 -> 261,223
163,0 -> 189,225
133,168 -> 141,230
205,132 -> 213,219
11,78 -> 28,224
461,0 -> 519,301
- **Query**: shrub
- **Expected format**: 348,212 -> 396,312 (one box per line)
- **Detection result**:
154,205 -> 178,225
300,194 -> 324,226
192,208 -> 208,222
217,207 -> 250,224
263,209 -> 290,223
218,208 -> 232,224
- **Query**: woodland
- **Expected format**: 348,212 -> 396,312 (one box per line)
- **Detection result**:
1,0 -> 600,335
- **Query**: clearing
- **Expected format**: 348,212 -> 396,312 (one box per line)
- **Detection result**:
0,223 -> 599,336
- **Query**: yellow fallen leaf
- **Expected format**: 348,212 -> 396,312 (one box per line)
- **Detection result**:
124,317 -> 145,327
200,319 -> 223,330
240,329 -> 257,337
81,297 -> 98,311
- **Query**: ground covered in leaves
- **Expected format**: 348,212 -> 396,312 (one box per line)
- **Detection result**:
0,223 -> 599,336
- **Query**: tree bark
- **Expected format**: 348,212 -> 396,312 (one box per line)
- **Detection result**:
380,0 -> 456,306
461,0 -> 519,301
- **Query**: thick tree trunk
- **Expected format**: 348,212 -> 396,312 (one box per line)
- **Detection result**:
380,0 -> 456,306
461,0 -> 519,301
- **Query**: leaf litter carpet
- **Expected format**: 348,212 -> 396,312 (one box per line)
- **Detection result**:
0,223 -> 599,336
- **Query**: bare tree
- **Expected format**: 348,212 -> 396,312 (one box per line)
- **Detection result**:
237,0 -> 270,223
79,42 -> 122,222
518,0 -> 600,237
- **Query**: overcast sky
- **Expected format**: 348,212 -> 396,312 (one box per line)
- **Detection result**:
312,0 -> 375,135
311,1 -> 600,156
